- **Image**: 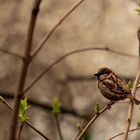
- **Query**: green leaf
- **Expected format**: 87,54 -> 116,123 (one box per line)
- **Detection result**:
83,130 -> 91,140
52,97 -> 61,113
127,80 -> 132,89
0,95 -> 4,102
137,120 -> 140,127
135,8 -> 140,15
76,123 -> 81,129
95,102 -> 100,114
19,98 -> 30,122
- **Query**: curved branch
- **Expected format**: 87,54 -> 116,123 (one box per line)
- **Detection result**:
23,47 -> 137,95
0,49 -> 23,60
108,127 -> 140,140
74,101 -> 115,140
31,0 -> 85,59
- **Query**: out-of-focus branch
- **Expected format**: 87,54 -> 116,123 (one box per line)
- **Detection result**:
108,127 -> 140,140
123,27 -> 140,140
31,0 -> 85,59
1,94 -> 50,140
74,101 -> 115,140
54,114 -> 63,140
67,75 -> 135,82
0,49 -> 23,60
26,121 -> 50,140
23,47 -> 137,95
138,27 -> 140,64
9,1 -> 42,140
17,123 -> 24,140
0,91 -> 87,118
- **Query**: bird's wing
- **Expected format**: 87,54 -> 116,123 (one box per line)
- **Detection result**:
102,78 -> 130,95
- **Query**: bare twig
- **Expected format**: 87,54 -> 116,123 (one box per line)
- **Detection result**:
74,101 -> 115,140
31,0 -> 85,59
17,123 -> 24,140
54,114 -> 63,140
106,47 -> 137,58
1,96 -> 50,140
123,101 -> 134,140
0,49 -> 23,60
9,1 -> 42,140
108,127 -> 140,140
123,28 -> 140,140
0,91 -> 87,118
26,121 -> 50,140
23,47 -> 137,95
138,27 -> 140,65
138,0 -> 140,9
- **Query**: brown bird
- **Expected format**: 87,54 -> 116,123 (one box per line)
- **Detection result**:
94,67 -> 140,104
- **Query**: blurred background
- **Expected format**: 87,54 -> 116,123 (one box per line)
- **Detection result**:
0,0 -> 140,140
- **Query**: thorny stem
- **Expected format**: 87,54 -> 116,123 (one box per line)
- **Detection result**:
9,1 -> 42,140
74,101 -> 115,140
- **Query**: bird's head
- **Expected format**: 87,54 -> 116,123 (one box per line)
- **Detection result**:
94,67 -> 113,80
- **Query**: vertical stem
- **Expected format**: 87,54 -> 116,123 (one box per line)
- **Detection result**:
17,123 -> 24,140
54,114 -> 63,140
123,27 -> 140,140
138,27 -> 140,65
9,1 -> 42,140
123,102 -> 133,140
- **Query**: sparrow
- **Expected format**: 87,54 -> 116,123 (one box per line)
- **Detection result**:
94,67 -> 140,104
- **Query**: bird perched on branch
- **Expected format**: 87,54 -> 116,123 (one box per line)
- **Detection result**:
94,67 -> 140,105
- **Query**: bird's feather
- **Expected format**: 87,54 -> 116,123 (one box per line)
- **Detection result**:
102,74 -> 130,95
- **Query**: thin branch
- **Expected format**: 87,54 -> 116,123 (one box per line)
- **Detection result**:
23,47 -> 137,95
17,123 -> 24,140
0,96 -> 50,140
138,0 -> 140,11
138,27 -> 140,65
106,47 -> 137,58
54,114 -> 63,140
74,101 -> 115,140
31,0 -> 85,59
26,121 -> 50,140
0,49 -> 23,60
9,1 -> 42,140
123,28 -> 140,140
123,101 -> 134,140
108,127 -> 140,140
25,47 -> 136,94
0,91 -> 87,118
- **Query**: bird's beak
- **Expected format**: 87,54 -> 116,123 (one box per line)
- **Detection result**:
94,72 -> 99,80
94,73 -> 98,76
